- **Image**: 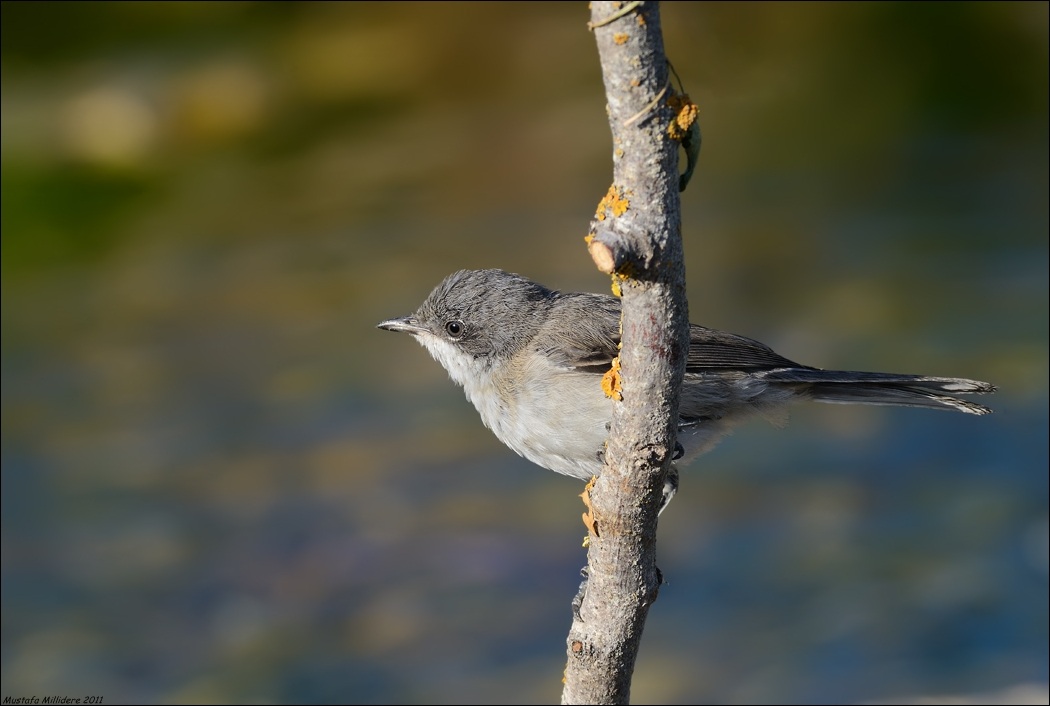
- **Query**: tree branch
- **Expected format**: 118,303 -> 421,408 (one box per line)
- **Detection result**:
561,2 -> 690,704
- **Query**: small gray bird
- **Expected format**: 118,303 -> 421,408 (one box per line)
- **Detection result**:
378,269 -> 995,502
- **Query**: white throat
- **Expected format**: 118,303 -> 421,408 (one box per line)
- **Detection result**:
414,333 -> 492,392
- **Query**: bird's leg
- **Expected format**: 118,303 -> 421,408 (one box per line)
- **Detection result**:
571,566 -> 589,622
658,465 -> 680,516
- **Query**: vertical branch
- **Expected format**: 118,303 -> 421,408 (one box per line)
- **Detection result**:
562,2 -> 690,704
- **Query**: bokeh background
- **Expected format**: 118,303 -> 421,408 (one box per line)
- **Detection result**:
2,2 -> 1047,704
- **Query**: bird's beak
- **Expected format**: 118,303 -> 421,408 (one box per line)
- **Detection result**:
377,316 -> 428,335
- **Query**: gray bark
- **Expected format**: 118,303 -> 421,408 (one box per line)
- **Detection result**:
561,2 -> 690,704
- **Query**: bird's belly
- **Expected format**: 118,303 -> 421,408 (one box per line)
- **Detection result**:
462,366 -> 769,481
464,369 -> 612,481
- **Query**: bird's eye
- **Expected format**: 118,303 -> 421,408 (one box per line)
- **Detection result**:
445,320 -> 464,338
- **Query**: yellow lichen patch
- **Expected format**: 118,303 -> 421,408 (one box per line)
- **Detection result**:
610,272 -> 628,297
613,32 -> 629,45
584,232 -> 596,245
636,12 -> 646,26
666,92 -> 699,142
581,476 -> 599,538
594,184 -> 630,221
601,357 -> 623,401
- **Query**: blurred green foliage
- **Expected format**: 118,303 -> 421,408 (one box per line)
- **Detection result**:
1,164 -> 156,271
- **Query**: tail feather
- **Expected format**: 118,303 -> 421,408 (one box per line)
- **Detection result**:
760,369 -> 996,415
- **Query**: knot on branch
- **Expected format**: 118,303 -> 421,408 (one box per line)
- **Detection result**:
586,225 -> 664,280
588,185 -> 645,277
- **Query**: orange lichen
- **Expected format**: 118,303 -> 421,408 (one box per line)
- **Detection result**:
595,184 -> 630,222
581,476 -> 599,537
667,92 -> 699,142
613,32 -> 629,45
601,357 -> 623,401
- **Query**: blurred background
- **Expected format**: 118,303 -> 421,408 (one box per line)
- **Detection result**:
2,2 -> 1047,704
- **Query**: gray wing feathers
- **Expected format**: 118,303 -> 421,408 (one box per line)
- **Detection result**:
536,292 -> 621,370
688,325 -> 803,370
532,292 -> 994,415
538,297 -> 804,372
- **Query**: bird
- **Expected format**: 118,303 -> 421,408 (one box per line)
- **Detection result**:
378,269 -> 995,507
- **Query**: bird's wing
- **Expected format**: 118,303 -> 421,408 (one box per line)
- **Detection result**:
537,293 -> 802,374
535,292 -> 621,372
687,325 -> 804,371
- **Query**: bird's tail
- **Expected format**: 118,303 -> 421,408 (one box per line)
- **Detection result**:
759,369 -> 996,415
